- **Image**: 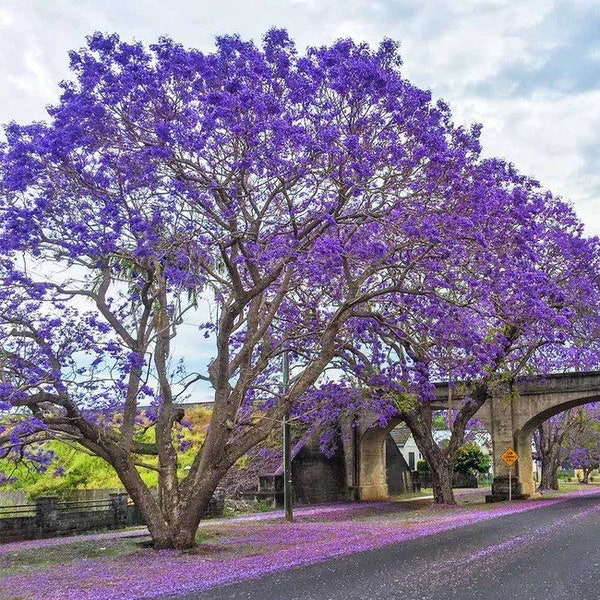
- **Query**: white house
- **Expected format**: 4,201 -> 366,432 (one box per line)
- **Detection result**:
390,424 -> 423,470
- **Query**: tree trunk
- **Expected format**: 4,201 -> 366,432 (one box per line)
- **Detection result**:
171,477 -> 223,549
535,420 -> 563,491
403,408 -> 456,505
401,387 -> 488,506
428,457 -> 456,505
127,465 -> 227,549
582,467 -> 592,484
111,457 -> 176,549
539,453 -> 560,490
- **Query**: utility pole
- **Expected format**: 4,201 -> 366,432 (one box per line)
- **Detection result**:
282,351 -> 293,521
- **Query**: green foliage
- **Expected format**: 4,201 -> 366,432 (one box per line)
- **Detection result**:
454,443 -> 491,476
22,448 -> 127,500
252,498 -> 278,513
1,407 -> 214,497
432,414 -> 449,430
416,459 -> 429,472
391,391 -> 419,413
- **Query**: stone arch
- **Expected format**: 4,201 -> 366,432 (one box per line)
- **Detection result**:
515,394 -> 600,496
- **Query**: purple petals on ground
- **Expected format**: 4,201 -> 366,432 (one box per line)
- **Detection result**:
1,488 -> 598,599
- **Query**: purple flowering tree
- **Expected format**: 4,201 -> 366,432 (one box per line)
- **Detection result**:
558,404 -> 600,485
534,411 -> 581,490
334,180 -> 600,504
0,30 -> 495,548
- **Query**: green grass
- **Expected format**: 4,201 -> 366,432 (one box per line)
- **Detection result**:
0,538 -> 143,577
222,497 -> 280,518
389,490 -> 432,500
536,481 -> 600,497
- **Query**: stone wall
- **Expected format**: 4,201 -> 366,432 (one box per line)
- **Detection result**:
386,435 -> 420,494
249,429 -> 419,506
0,493 -> 129,542
0,490 -> 225,542
0,488 -> 127,507
291,433 -> 350,504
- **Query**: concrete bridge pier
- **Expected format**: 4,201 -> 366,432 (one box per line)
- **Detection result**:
485,394 -> 525,502
485,373 -> 600,501
351,372 -> 600,504
516,430 -> 539,498
356,426 -> 389,501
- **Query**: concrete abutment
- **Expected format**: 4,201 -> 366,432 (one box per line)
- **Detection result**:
353,372 -> 600,504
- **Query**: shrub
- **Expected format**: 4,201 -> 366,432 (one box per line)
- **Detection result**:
454,443 -> 491,477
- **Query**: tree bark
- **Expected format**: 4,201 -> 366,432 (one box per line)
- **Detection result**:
539,454 -> 560,490
401,386 -> 488,506
582,468 -> 592,484
403,407 -> 456,505
428,457 -> 456,505
535,418 -> 568,491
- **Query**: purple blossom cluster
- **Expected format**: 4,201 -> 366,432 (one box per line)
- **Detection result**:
0,28 -> 599,547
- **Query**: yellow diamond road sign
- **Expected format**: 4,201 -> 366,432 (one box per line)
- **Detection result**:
502,447 -> 519,466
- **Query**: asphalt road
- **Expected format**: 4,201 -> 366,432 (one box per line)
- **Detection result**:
169,493 -> 600,600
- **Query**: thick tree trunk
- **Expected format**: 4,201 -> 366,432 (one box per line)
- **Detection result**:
111,457 -> 176,549
428,457 -> 456,505
403,408 -> 456,505
172,477 -> 223,549
116,459 -> 228,549
401,387 -> 487,506
535,419 -> 564,491
539,453 -> 560,490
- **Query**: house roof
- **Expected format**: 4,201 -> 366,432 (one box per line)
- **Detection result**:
390,424 -> 412,447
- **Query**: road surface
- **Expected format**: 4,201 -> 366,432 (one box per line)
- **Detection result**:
166,492 -> 600,600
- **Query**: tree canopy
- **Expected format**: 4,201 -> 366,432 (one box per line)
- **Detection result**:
560,404 -> 600,484
1,29 -> 599,547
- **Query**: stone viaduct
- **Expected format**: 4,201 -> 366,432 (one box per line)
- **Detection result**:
356,371 -> 600,502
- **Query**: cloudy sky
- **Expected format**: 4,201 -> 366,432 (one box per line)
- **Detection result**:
0,1 -> 598,400
0,0 -> 598,234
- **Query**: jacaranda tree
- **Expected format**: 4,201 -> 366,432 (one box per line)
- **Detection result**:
565,405 -> 600,484
534,410 -> 581,490
541,404 -> 600,487
332,172 -> 600,504
0,30 -> 498,548
2,28 -> 599,545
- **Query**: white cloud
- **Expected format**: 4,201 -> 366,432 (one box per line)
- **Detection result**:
0,7 -> 14,27
6,46 -> 59,100
446,90 -> 600,235
331,19 -> 376,42
398,0 -> 554,91
0,0 -> 597,235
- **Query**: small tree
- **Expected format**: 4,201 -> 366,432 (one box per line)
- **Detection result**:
564,405 -> 600,484
454,443 -> 490,478
535,411 -> 580,490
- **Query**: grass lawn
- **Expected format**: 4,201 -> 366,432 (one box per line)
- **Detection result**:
1,484 -> 598,600
0,537 -> 142,577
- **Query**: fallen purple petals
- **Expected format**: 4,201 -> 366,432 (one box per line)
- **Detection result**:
0,488 -> 598,600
